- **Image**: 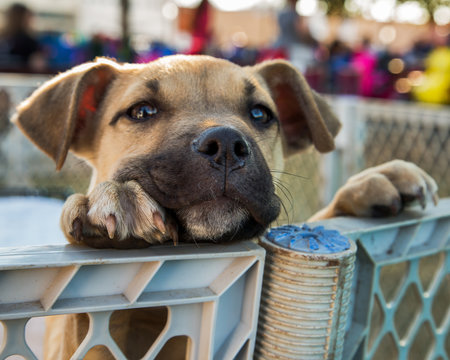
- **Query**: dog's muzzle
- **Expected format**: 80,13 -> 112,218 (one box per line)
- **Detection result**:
114,125 -> 280,242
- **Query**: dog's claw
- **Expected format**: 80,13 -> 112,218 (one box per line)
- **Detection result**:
153,211 -> 179,245
153,212 -> 166,234
418,187 -> 426,209
432,193 -> 439,206
168,222 -> 179,246
105,214 -> 116,239
172,233 -> 179,246
71,218 -> 83,243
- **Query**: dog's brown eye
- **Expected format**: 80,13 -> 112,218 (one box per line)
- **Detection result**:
127,102 -> 158,122
250,105 -> 273,125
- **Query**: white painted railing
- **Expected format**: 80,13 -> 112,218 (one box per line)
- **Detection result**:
0,241 -> 265,360
1,199 -> 449,360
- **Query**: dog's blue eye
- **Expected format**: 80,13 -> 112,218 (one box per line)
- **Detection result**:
250,105 -> 273,124
127,102 -> 158,122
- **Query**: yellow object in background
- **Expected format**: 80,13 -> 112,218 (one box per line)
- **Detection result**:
413,46 -> 450,104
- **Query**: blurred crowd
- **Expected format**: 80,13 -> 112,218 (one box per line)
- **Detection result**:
303,38 -> 450,104
0,2 -> 449,104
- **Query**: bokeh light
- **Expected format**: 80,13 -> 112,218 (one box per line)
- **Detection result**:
370,0 -> 395,22
395,78 -> 412,93
231,31 -> 249,47
408,70 -> 425,87
162,2 -> 179,20
296,0 -> 318,16
344,0 -> 360,14
395,1 -> 429,25
434,6 -> 450,26
388,58 -> 405,74
379,25 -> 397,45
436,26 -> 450,37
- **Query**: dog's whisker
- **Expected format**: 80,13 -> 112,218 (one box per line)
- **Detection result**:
273,180 -> 294,224
273,183 -> 292,212
254,135 -> 278,145
253,133 -> 275,141
275,194 -> 292,225
273,179 -> 294,210
275,193 -> 291,225
270,170 -> 310,180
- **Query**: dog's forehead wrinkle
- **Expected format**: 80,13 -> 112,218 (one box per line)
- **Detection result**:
145,79 -> 159,94
244,79 -> 257,97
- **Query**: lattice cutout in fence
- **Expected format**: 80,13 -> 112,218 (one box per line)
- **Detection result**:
338,199 -> 450,360
0,241 -> 265,359
362,102 -> 450,198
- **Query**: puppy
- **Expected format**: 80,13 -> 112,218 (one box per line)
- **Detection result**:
13,55 -> 438,359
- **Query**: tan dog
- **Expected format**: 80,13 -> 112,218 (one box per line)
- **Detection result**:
13,55 -> 438,359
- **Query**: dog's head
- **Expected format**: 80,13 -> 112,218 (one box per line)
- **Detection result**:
13,55 -> 340,243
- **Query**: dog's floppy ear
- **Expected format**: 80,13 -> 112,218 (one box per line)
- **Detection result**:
12,58 -> 118,170
254,59 -> 341,156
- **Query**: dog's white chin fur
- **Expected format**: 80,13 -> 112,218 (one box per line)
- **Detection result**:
177,198 -> 249,240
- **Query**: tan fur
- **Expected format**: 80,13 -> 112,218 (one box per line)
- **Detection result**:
13,55 -> 438,359
309,160 -> 438,221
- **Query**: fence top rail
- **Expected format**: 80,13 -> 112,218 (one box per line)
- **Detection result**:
359,99 -> 449,125
0,240 -> 263,270
312,198 -> 450,239
1,199 -> 449,270
328,96 -> 450,126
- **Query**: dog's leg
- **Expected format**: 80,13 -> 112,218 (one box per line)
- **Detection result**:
309,160 -> 439,221
61,181 -> 178,248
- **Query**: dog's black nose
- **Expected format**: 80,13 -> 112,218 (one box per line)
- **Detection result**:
192,127 -> 250,170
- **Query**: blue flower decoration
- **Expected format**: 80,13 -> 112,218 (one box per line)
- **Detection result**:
266,224 -> 350,254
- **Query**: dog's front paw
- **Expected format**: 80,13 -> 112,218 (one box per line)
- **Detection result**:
313,160 -> 439,220
60,181 -> 178,248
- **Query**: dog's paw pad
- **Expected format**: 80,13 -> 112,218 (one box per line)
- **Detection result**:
400,186 -> 426,209
371,199 -> 401,217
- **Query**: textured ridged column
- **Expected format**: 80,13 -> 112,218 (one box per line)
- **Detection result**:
255,225 -> 356,360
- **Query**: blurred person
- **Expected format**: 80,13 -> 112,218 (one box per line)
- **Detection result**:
351,38 -> 377,97
327,40 -> 356,94
274,0 -> 315,72
0,3 -> 46,72
413,44 -> 450,104
186,0 -> 212,55
403,39 -> 434,69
